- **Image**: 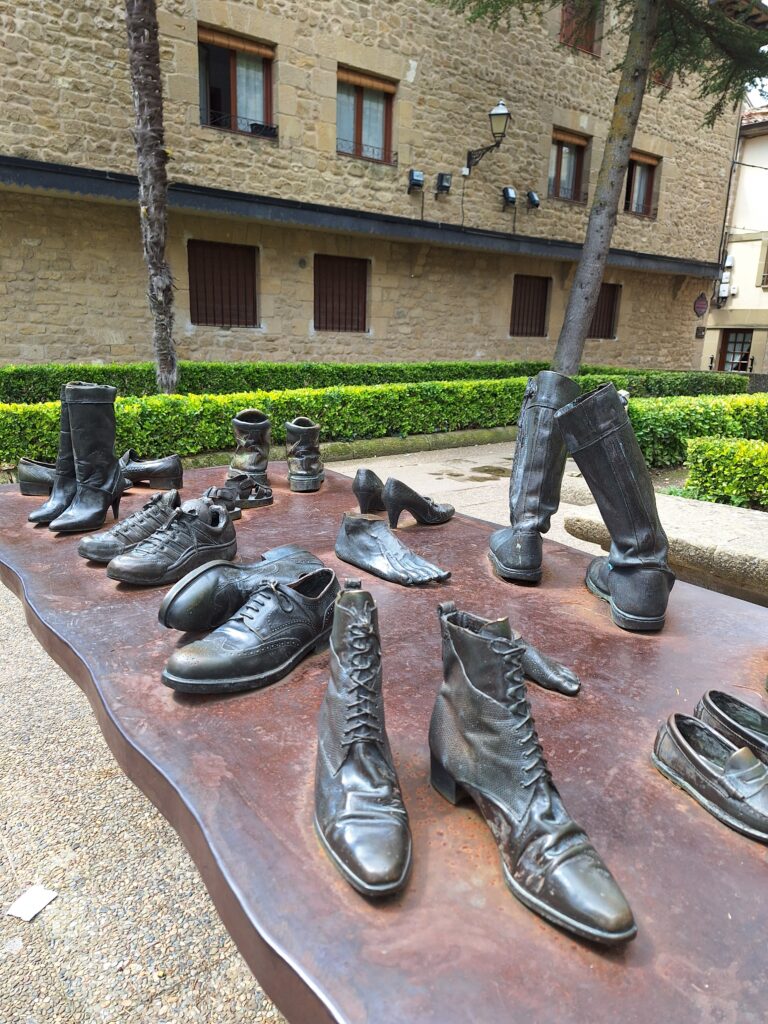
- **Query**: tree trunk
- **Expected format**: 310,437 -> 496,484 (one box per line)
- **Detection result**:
124,0 -> 178,393
551,0 -> 660,376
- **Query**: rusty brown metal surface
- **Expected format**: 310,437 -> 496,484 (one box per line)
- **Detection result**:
1,466 -> 767,1024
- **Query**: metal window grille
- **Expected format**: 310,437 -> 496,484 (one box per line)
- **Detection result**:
510,276 -> 550,337
188,240 -> 258,327
314,255 -> 368,332
588,283 -> 620,338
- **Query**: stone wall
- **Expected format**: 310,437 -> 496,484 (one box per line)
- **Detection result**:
1,0 -> 737,265
0,191 -> 702,369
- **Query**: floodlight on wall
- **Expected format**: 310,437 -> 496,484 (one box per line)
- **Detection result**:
407,169 -> 425,194
465,101 -> 510,175
526,190 -> 540,210
435,172 -> 452,197
502,186 -> 517,209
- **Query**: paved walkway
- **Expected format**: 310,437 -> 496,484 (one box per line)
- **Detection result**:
0,442 -> 628,1023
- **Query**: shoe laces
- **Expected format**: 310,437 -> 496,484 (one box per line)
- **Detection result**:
342,614 -> 383,747
234,579 -> 295,628
489,636 -> 551,789
111,497 -> 166,538
134,508 -> 192,553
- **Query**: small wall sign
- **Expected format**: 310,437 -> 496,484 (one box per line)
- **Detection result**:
695,326 -> 706,339
693,293 -> 709,318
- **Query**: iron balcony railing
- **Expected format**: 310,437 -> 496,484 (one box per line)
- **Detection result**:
202,109 -> 278,139
547,184 -> 589,204
336,138 -> 396,165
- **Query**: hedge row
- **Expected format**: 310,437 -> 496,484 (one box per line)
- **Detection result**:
0,359 -> 748,403
684,437 -> 768,508
2,379 -> 766,469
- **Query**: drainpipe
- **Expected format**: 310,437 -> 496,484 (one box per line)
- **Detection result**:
712,105 -> 744,307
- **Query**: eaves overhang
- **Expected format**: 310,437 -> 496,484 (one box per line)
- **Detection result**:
0,154 -> 720,279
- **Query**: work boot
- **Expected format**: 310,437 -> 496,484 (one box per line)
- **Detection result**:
286,417 -> 324,492
555,382 -> 675,632
429,602 -> 636,945
314,580 -> 412,897
489,371 -> 581,583
227,408 -> 271,485
49,382 -> 124,533
28,386 -> 77,524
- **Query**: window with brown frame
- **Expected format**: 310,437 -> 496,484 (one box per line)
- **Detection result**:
336,67 -> 395,164
548,129 -> 589,202
560,0 -> 600,55
314,255 -> 369,332
718,329 -> 752,372
588,283 -> 620,339
624,151 -> 659,218
198,27 -> 276,138
188,240 -> 258,327
510,275 -> 551,337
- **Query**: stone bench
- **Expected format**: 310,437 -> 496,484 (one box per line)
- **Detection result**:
564,493 -> 768,607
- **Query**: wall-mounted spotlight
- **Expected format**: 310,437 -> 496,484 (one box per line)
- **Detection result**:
465,101 -> 511,175
407,169 -> 425,195
502,186 -> 517,210
435,172 -> 452,197
526,190 -> 540,210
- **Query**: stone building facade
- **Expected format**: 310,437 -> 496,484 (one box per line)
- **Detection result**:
0,0 -> 738,368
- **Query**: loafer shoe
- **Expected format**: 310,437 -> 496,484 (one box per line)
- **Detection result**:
652,713 -> 768,843
120,448 -> 183,489
157,544 -> 325,632
694,690 -> 768,764
78,490 -> 181,563
107,498 -> 236,586
161,567 -> 340,694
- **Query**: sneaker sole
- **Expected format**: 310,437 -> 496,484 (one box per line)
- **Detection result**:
107,543 -> 237,587
161,627 -> 331,694
313,815 -> 411,898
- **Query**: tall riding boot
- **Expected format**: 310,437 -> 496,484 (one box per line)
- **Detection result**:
429,602 -> 636,944
314,580 -> 412,897
555,382 -> 675,632
489,371 -> 581,583
227,408 -> 271,485
286,416 -> 325,492
28,385 -> 78,524
49,383 -> 124,533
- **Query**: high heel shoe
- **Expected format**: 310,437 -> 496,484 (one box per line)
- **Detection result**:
382,477 -> 455,528
352,468 -> 386,513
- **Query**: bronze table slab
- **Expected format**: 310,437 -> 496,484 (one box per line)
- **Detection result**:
2,467 -> 767,1024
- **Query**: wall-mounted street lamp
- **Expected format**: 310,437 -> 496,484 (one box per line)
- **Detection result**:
465,101 -> 510,175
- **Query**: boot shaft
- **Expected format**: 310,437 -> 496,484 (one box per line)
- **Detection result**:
229,408 -> 271,479
286,416 -> 324,490
65,381 -> 119,489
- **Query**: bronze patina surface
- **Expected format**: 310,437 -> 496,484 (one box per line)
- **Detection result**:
1,467 -> 767,1024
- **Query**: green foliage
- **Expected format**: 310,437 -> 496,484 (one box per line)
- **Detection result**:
0,359 -> 747,403
628,393 -> 768,467
685,437 -> 768,508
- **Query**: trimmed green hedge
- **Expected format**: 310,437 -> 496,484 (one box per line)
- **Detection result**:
0,359 -> 748,403
684,437 -> 768,508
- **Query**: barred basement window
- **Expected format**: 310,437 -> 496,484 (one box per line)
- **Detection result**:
510,275 -> 550,337
336,67 -> 396,164
314,255 -> 369,332
188,240 -> 258,327
198,26 -> 276,138
588,283 -> 620,339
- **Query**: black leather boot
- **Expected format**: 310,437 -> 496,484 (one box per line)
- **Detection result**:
28,386 -> 77,524
286,417 -> 324,492
429,603 -> 636,944
49,383 -> 124,533
227,408 -> 271,485
314,580 -> 412,896
489,371 -> 581,583
555,383 -> 675,632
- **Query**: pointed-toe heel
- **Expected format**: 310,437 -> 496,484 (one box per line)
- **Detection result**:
352,468 -> 386,514
111,493 -> 122,519
430,755 -> 468,806
382,478 -> 454,528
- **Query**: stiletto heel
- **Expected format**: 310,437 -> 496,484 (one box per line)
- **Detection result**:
111,493 -> 121,519
430,755 -> 467,806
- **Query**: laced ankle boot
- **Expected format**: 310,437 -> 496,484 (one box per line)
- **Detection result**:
227,408 -> 271,485
489,371 -> 581,583
286,417 -> 324,492
28,385 -> 77,524
314,580 -> 412,897
429,602 -> 636,944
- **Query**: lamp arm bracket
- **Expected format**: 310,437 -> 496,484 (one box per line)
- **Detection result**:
466,140 -> 501,172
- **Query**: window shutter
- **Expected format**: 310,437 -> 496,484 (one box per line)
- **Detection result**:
314,255 -> 368,332
588,283 -> 620,338
198,26 -> 274,59
510,275 -> 550,337
337,67 -> 397,94
188,240 -> 258,327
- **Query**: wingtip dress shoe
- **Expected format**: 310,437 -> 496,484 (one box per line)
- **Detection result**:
694,690 -> 768,763
314,580 -> 412,897
430,603 -> 636,944
653,713 -> 768,843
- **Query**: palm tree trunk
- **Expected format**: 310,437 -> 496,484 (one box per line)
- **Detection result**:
124,0 -> 178,393
551,0 -> 660,375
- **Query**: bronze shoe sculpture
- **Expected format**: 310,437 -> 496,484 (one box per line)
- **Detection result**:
352,468 -> 386,513
429,602 -> 636,944
335,513 -> 450,586
489,371 -> 581,583
28,385 -> 77,524
694,690 -> 768,764
314,580 -> 412,896
18,458 -> 56,497
286,417 -> 325,492
653,713 -> 768,842
120,449 -> 183,489
227,408 -> 271,485
382,478 -> 454,529
78,490 -> 181,562
161,567 -> 339,694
